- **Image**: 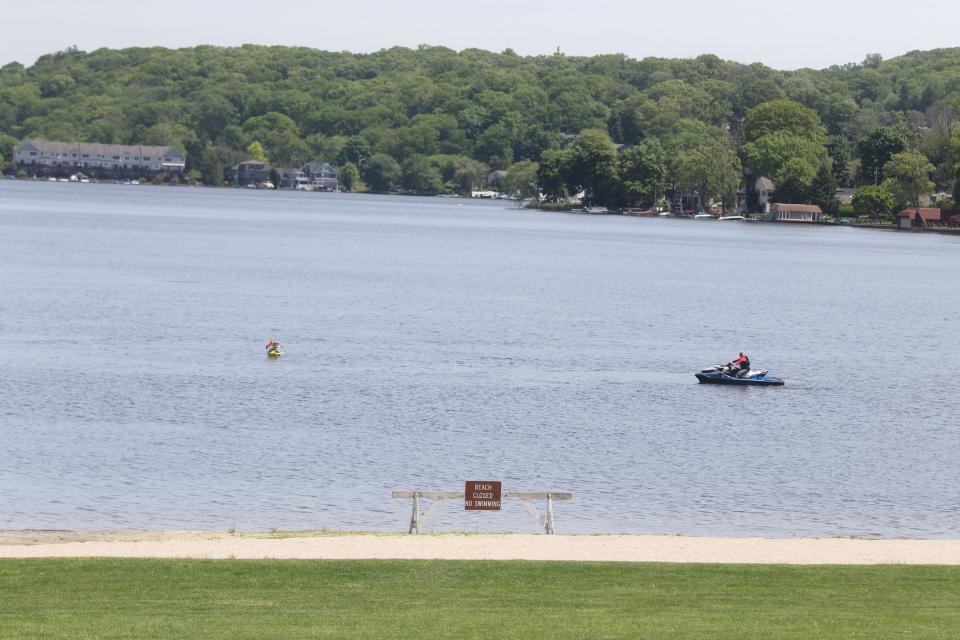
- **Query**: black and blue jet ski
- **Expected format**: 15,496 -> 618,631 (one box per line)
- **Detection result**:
695,365 -> 784,386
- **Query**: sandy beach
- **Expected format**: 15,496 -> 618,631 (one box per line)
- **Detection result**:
2,531 -> 959,564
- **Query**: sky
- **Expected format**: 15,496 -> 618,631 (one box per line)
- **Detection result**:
2,0 -> 959,71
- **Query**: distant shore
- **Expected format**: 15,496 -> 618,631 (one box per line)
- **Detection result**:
2,531 -> 959,564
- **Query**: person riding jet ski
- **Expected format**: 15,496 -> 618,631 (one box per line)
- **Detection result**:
725,352 -> 750,377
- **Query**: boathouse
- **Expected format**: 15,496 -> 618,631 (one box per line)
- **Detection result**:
771,203 -> 823,223
895,208 -> 941,230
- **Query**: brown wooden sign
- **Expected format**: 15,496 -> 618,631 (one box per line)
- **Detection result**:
464,481 -> 502,510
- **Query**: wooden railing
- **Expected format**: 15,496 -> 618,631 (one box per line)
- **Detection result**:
392,491 -> 572,534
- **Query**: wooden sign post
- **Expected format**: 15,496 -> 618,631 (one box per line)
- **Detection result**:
464,480 -> 502,510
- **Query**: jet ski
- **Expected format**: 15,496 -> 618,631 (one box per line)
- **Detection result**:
695,365 -> 784,386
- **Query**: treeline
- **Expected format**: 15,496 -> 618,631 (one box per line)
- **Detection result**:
2,44 -> 960,211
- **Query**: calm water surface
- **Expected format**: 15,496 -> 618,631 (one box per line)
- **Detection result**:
1,180 -> 958,537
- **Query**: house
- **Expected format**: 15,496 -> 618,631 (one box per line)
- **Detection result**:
755,177 -> 775,212
14,139 -> 185,178
835,187 -> 855,205
303,161 -> 338,190
895,208 -> 940,230
771,203 -> 823,223
486,170 -> 507,188
234,160 -> 270,187
277,167 -> 309,190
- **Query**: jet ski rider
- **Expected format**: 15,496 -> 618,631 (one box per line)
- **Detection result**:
727,352 -> 750,377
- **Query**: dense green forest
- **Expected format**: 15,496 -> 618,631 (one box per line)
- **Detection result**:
2,44 -> 960,213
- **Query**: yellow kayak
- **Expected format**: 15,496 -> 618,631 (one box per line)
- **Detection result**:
266,348 -> 283,358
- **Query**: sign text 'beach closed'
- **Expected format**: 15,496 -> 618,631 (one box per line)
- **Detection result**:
464,481 -> 501,510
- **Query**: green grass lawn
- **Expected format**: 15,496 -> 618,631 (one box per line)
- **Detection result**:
1,559 -> 958,639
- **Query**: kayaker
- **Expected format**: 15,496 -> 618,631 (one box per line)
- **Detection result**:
727,352 -> 750,377
265,339 -> 282,357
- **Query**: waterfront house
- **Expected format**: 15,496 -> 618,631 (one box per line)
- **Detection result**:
277,167 -> 309,190
895,207 -> 941,230
835,187 -> 855,205
486,170 -> 507,188
234,160 -> 271,187
756,177 -> 775,212
303,161 -> 338,190
771,203 -> 823,223
14,140 -> 185,178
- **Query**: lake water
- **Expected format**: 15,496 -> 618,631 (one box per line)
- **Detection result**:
1,180 -> 958,537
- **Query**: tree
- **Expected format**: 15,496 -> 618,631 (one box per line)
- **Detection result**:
242,112 -> 309,165
190,92 -> 239,143
883,150 -> 935,207
199,145 -> 225,186
363,153 -> 402,192
339,162 -> 359,191
954,166 -> 960,206
733,63 -> 786,117
246,141 -> 267,162
744,99 -> 827,145
852,185 -> 895,219
401,155 -> 443,195
810,160 -> 839,214
0,132 -> 15,169
826,136 -> 852,186
564,128 -> 619,206
617,139 -> 668,208
948,128 -> 960,204
740,98 -> 830,206
742,131 -> 827,189
856,125 -> 908,185
474,121 -> 516,168
673,139 -> 742,211
863,53 -> 883,69
143,123 -> 196,152
503,160 -> 539,200
39,74 -> 75,98
340,135 -> 371,170
771,157 -> 818,203
536,148 -> 569,202
431,155 -> 488,194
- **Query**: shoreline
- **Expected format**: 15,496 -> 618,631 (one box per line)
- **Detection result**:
9,178 -> 959,235
2,530 -> 960,564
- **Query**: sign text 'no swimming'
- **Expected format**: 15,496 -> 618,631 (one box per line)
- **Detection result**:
464,481 -> 502,510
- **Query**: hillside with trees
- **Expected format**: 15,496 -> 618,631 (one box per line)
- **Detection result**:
2,44 -> 960,211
